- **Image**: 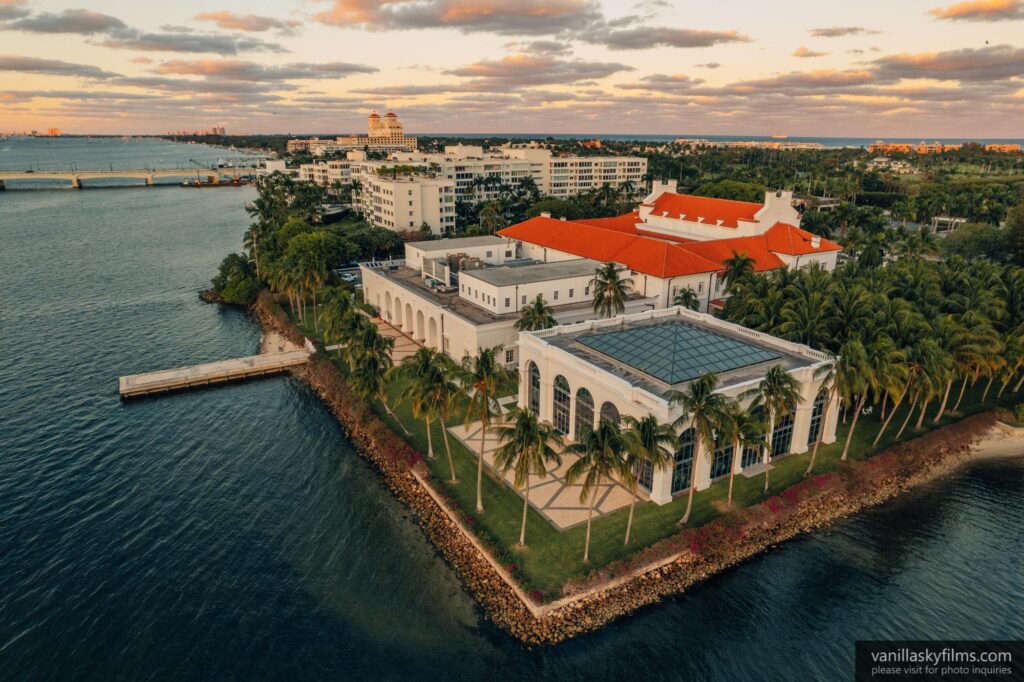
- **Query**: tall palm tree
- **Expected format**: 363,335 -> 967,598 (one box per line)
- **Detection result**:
741,365 -> 802,492
721,251 -> 756,291
394,348 -> 449,462
564,419 -> 627,563
317,287 -> 353,359
458,347 -> 512,513
621,415 -> 677,545
723,402 -> 767,508
492,408 -> 563,547
668,373 -> 729,525
931,316 -> 982,423
514,294 -> 557,332
346,322 -> 408,435
590,262 -> 633,318
672,287 -> 701,311
243,223 -> 263,279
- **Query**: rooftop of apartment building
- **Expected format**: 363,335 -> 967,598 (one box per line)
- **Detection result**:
461,258 -> 601,287
532,309 -> 828,399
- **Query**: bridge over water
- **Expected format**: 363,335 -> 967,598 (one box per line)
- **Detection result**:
0,168 -> 254,189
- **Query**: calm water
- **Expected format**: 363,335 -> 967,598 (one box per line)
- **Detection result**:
1,140 -> 1023,681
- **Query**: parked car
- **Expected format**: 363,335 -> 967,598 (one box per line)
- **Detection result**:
339,273 -> 358,284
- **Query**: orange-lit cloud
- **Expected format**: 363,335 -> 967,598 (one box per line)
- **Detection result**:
194,11 -> 302,35
929,0 -> 1024,21
793,47 -> 829,58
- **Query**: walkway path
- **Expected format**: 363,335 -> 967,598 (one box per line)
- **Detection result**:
448,419 -> 643,531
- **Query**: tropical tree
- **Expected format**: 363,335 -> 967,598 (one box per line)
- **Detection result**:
492,408 -> 563,547
564,419 -> 627,563
514,294 -> 557,332
720,401 -> 767,508
741,365 -> 802,492
346,323 -> 408,435
317,287 -> 353,358
394,348 -> 449,463
458,347 -> 512,513
721,250 -> 757,291
672,287 -> 701,311
590,262 -> 633,318
621,415 -> 677,545
668,373 -> 729,524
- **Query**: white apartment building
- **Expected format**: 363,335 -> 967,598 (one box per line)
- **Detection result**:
287,111 -> 417,156
359,236 -> 657,364
353,172 -> 456,234
298,159 -> 351,186
518,307 -> 837,504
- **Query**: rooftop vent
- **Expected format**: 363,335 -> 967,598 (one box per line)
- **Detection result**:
540,211 -> 551,218
811,235 -> 821,249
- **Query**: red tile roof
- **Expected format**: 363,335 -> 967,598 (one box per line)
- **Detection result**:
497,217 -> 722,278
764,222 -> 842,254
646,193 -> 763,228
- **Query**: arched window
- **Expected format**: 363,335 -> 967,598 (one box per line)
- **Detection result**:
672,428 -> 695,494
599,401 -> 620,425
771,408 -> 796,459
553,375 -> 571,435
527,362 -> 540,415
741,405 -> 764,468
635,458 -> 654,492
807,388 -> 828,445
574,388 -> 594,441
710,437 -> 734,480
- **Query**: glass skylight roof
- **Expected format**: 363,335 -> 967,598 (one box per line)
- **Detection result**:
576,321 -> 783,385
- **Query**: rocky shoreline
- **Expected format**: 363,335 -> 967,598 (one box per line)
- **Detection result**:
252,290 -> 1008,645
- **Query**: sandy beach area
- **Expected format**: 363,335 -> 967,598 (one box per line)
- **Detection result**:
971,423 -> 1024,461
259,328 -> 302,354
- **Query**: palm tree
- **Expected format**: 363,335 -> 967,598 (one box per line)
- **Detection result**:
741,365 -> 802,492
721,251 -> 757,291
590,262 -> 633,318
621,415 -> 677,545
667,373 -> 729,525
564,419 -> 627,563
394,348 -> 449,462
672,287 -> 701,311
346,322 -> 408,435
458,347 -> 512,513
317,287 -> 353,359
805,362 -> 836,476
931,316 -> 982,423
514,294 -> 557,332
724,403 -> 767,508
243,223 -> 263,279
492,408 -> 563,547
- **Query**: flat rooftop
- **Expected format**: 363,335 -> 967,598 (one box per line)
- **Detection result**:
461,258 -> 601,287
578,322 -> 782,385
545,314 -> 821,397
409,235 -> 507,252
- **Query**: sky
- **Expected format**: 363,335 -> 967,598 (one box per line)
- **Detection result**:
1,0 -> 1023,137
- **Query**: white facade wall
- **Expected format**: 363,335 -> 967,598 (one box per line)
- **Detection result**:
353,174 -> 456,234
639,186 -> 803,241
458,270 -> 599,316
517,308 -> 838,505
403,238 -> 513,272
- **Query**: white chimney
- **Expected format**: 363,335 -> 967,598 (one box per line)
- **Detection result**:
560,216 -> 566,221
540,211 -> 551,218
811,235 -> 821,249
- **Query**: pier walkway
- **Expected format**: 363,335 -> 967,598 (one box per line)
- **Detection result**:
0,168 -> 249,190
118,349 -> 310,398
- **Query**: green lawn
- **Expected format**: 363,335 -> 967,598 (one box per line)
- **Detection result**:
289,307 -> 1018,593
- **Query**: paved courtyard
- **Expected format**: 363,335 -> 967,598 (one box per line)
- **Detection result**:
448,415 -> 645,531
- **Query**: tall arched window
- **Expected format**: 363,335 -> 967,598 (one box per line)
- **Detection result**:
710,437 -> 734,480
574,388 -> 594,441
771,407 -> 796,459
527,362 -> 541,415
807,388 -> 828,445
741,405 -> 764,468
553,375 -> 571,435
599,401 -> 620,425
672,428 -> 695,494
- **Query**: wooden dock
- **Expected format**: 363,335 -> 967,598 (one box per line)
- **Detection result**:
118,349 -> 310,398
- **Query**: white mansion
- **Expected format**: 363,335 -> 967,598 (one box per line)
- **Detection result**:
359,183 -> 841,500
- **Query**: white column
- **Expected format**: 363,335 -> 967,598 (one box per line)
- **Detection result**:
694,440 -> 713,491
650,464 -> 673,505
790,404 -> 814,454
821,391 -> 840,445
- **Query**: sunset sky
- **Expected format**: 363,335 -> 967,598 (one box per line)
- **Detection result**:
1,0 -> 1023,137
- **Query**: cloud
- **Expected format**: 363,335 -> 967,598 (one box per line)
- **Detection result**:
445,54 -> 632,86
793,46 -> 829,58
194,11 -> 302,35
809,26 -> 879,37
618,73 -> 704,90
3,9 -> 127,34
97,28 -> 286,54
152,58 -> 377,81
726,69 -> 876,93
873,44 -> 1024,81
592,26 -> 750,50
928,0 -> 1024,21
503,39 -> 573,56
314,0 -> 602,35
697,62 -> 721,69
0,54 -> 119,79
0,0 -> 29,21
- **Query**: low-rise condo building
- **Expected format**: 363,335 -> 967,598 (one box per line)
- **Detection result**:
518,307 -> 837,504
353,172 -> 456,234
